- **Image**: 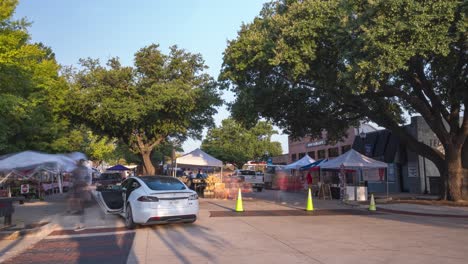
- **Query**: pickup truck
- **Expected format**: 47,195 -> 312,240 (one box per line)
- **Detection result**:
232,170 -> 264,192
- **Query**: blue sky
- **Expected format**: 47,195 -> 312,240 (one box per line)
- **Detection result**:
15,0 -> 289,154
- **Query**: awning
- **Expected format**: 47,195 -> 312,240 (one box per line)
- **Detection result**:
176,148 -> 222,167
284,155 -> 315,170
320,149 -> 388,169
300,159 -> 327,171
106,164 -> 130,171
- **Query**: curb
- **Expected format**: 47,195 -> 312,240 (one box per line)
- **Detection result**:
0,222 -> 57,240
377,207 -> 468,218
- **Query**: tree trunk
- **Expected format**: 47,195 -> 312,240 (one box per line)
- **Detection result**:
445,147 -> 464,201
141,151 -> 155,175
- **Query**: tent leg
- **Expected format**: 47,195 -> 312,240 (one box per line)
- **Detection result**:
386,168 -> 389,199
221,167 -> 223,182
58,173 -> 63,194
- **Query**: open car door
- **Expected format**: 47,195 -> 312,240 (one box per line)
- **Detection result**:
93,185 -> 125,215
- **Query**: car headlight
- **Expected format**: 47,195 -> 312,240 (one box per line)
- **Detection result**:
188,193 -> 198,200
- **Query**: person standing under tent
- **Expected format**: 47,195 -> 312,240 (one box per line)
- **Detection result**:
306,171 -> 313,189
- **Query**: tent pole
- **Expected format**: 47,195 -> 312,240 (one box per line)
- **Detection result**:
386,167 -> 389,200
220,166 -> 223,182
174,163 -> 177,177
58,172 -> 63,194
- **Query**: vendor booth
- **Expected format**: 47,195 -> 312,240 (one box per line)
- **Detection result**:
175,149 -> 224,197
281,155 -> 315,191
0,151 -> 86,224
0,151 -> 86,197
320,149 -> 388,201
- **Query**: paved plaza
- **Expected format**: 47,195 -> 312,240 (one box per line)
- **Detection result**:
1,190 -> 468,264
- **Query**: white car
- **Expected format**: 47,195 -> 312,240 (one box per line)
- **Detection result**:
95,176 -> 199,229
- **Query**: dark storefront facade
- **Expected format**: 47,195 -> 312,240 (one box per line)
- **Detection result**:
352,116 -> 443,195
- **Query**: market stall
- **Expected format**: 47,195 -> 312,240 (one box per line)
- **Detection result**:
0,151 -> 85,196
175,149 -> 224,197
282,155 -> 315,191
320,149 -> 388,201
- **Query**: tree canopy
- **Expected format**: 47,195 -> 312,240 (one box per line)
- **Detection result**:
201,119 -> 282,168
0,0 -> 69,154
68,44 -> 222,174
221,0 -> 467,200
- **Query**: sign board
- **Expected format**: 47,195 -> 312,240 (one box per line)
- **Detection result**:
306,140 -> 326,148
364,144 -> 373,156
267,158 -> 273,165
407,162 -> 418,178
20,184 -> 29,194
387,163 -> 396,182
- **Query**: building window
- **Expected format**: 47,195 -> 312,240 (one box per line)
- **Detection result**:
341,145 -> 351,154
308,151 -> 315,159
291,153 -> 297,161
299,152 -> 305,159
328,147 -> 339,158
317,150 -> 326,159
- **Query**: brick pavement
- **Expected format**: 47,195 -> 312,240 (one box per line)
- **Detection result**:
2,233 -> 135,264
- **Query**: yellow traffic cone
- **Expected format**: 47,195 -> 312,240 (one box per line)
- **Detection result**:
235,188 -> 244,212
369,194 -> 376,211
306,188 -> 314,211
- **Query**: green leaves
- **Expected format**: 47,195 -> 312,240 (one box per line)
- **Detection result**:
0,1 -> 69,154
221,0 -> 466,140
201,119 -> 282,167
67,44 -> 222,173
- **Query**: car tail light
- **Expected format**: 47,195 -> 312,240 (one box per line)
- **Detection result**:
137,196 -> 159,202
188,193 -> 198,200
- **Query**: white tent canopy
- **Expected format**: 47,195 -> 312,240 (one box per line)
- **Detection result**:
0,151 -> 85,172
0,151 -> 87,193
320,149 -> 387,169
176,148 -> 223,167
284,154 -> 315,170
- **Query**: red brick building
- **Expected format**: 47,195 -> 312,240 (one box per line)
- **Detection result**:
288,125 -> 377,163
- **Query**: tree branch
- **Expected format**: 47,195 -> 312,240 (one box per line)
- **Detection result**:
377,84 -> 450,144
364,98 -> 445,167
149,137 -> 165,150
409,57 -> 450,121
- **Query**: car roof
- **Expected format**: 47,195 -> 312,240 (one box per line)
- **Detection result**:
130,175 -> 182,182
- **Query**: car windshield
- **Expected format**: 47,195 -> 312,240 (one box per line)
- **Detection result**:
100,173 -> 121,180
140,176 -> 186,190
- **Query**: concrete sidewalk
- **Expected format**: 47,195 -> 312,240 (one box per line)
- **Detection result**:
0,193 -> 125,262
376,203 -> 468,217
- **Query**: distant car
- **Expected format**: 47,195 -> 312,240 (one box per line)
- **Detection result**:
94,172 -> 122,190
232,170 -> 264,192
94,176 -> 199,229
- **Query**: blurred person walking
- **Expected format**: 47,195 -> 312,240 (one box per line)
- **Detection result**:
68,159 -> 91,230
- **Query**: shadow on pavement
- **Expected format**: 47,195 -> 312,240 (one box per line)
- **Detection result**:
131,223 -> 232,264
1,194 -> 136,264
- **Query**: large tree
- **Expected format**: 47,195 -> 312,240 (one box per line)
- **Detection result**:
68,44 -> 222,175
50,125 -> 118,164
221,0 -> 467,200
201,119 -> 283,168
0,0 -> 69,154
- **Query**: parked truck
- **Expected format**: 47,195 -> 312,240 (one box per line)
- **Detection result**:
232,170 -> 264,192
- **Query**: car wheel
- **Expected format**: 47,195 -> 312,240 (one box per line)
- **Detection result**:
257,187 -> 263,192
125,203 -> 136,229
